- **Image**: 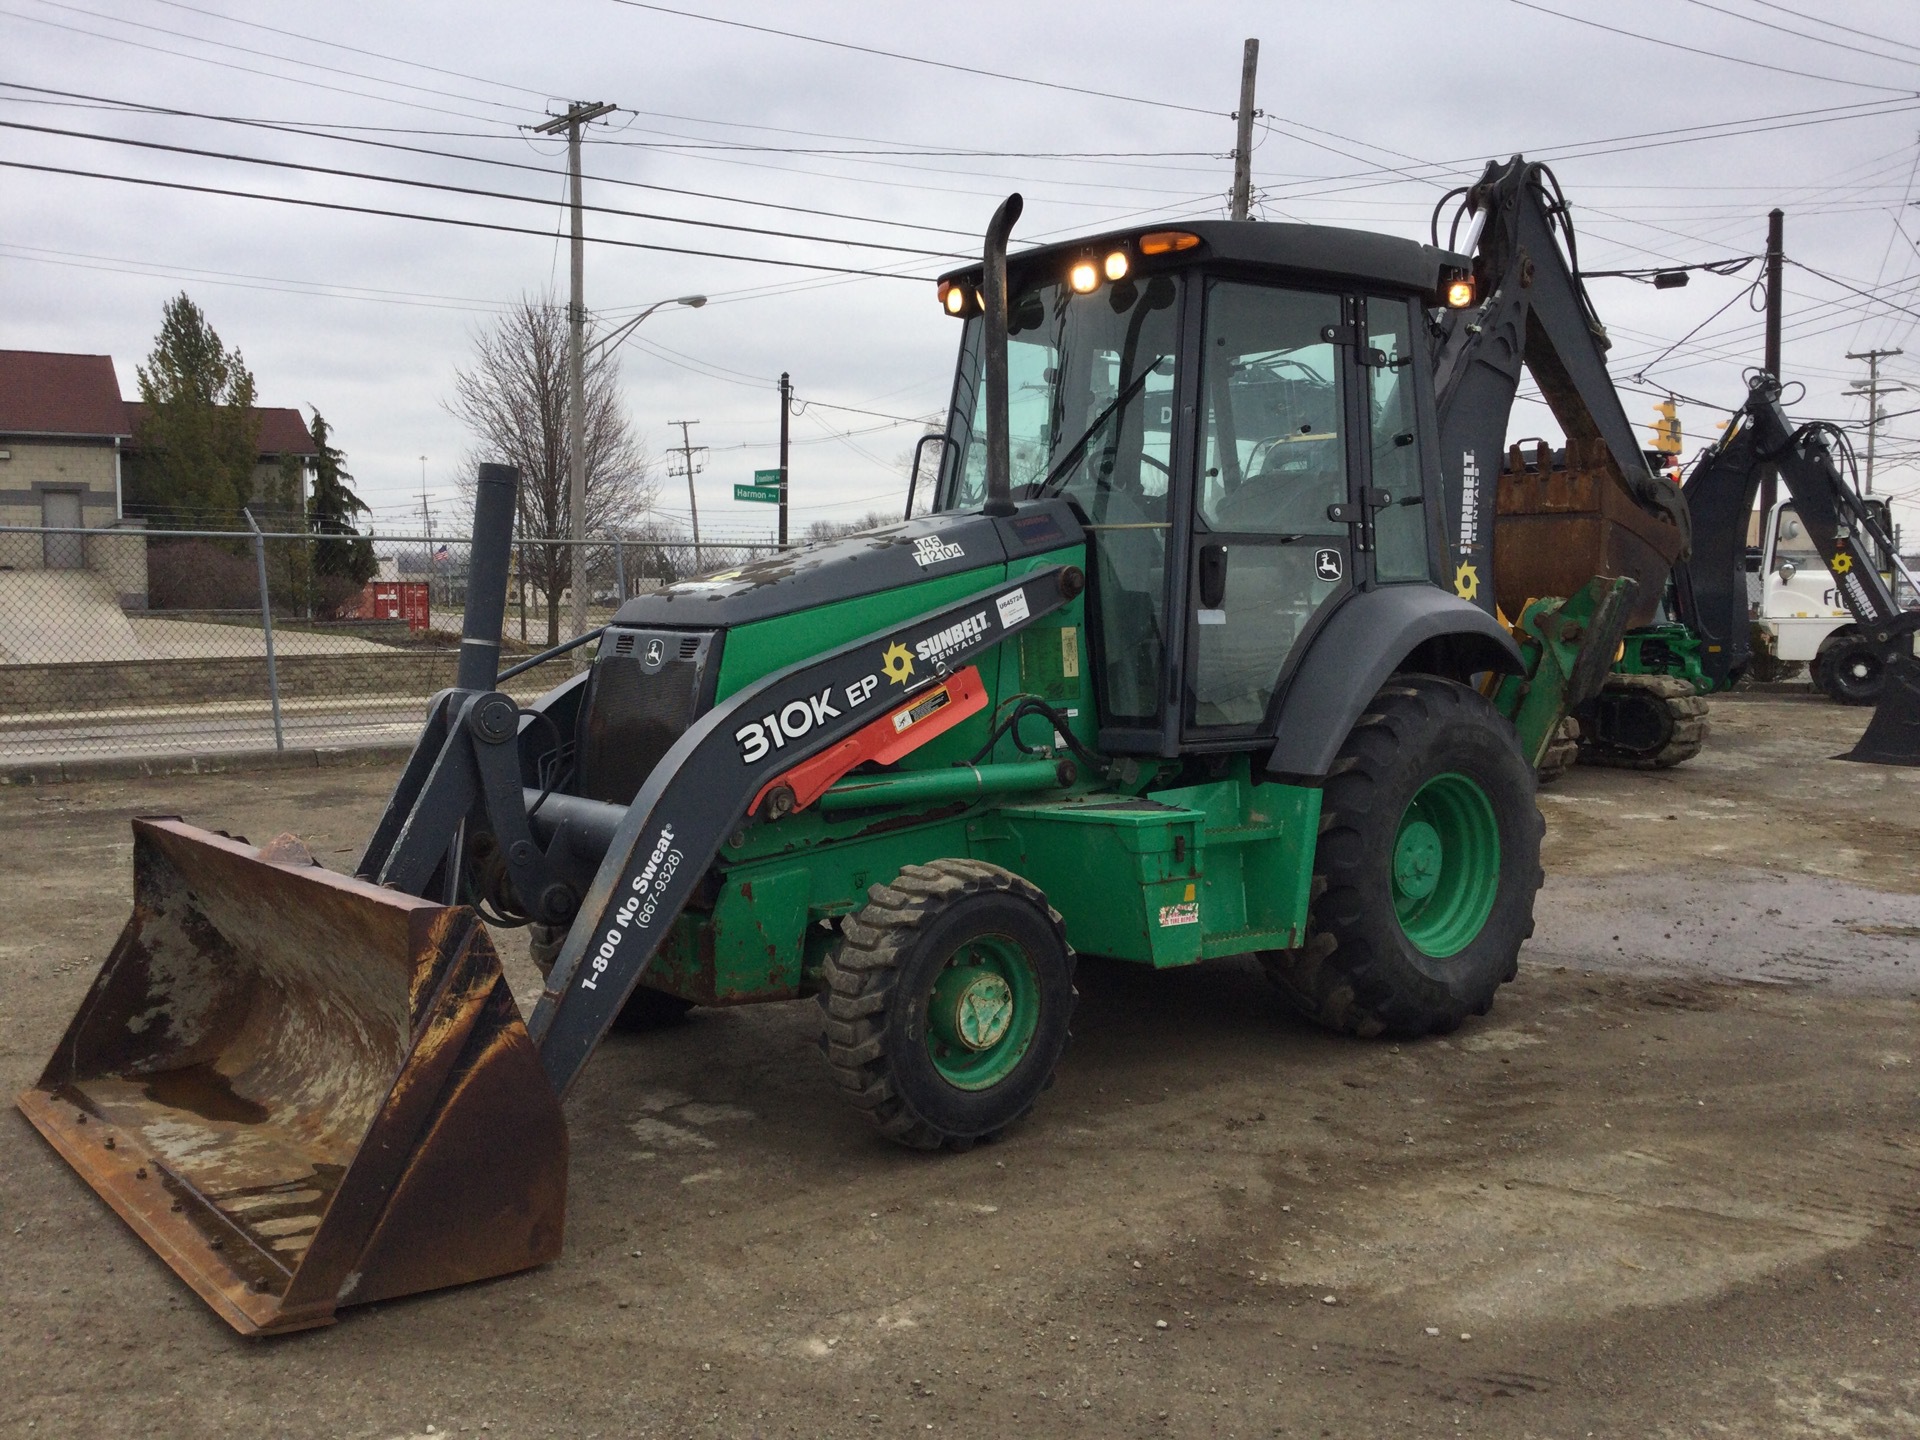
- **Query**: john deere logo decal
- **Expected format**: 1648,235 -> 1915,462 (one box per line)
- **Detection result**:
1314,548 -> 1343,582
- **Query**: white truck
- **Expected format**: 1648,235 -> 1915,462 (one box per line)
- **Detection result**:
1757,499 -> 1914,704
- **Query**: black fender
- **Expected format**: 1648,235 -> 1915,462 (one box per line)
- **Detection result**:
1264,586 -> 1523,781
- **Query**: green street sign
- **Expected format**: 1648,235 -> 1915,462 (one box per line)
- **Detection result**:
734,483 -> 780,503
753,467 -> 785,485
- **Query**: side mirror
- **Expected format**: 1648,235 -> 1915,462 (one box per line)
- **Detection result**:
1199,545 -> 1229,609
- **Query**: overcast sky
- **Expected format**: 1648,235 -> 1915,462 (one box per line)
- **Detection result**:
7,0 -> 1920,543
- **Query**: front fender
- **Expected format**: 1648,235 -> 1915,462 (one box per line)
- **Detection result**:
1264,586 -> 1522,780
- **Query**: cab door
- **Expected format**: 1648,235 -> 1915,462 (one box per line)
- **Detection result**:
1182,279 -> 1358,735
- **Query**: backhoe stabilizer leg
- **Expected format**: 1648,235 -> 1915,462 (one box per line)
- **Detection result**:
526,566 -> 1079,1097
1839,624 -> 1920,767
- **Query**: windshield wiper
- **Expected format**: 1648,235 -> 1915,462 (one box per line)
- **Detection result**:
1033,356 -> 1169,497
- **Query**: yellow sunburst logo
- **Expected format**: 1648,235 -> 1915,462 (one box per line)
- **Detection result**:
1453,562 -> 1480,602
881,641 -> 915,684
1830,550 -> 1853,574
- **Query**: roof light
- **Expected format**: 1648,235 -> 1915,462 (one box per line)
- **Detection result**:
1445,277 -> 1476,308
939,279 -> 966,315
1138,230 -> 1200,256
1068,260 -> 1100,294
1103,250 -> 1129,282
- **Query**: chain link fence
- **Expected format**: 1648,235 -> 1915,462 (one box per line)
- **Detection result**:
0,524 -> 785,766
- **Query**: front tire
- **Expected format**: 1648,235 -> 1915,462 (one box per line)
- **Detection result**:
1812,630 -> 1885,706
818,860 -> 1074,1151
1263,677 -> 1543,1038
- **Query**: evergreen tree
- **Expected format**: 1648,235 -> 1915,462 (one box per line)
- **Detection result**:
127,294 -> 261,526
307,412 -> 376,586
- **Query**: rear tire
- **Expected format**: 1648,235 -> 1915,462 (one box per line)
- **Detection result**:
527,923 -> 696,1031
1812,630 -> 1885,706
1263,677 -> 1543,1038
818,860 -> 1074,1151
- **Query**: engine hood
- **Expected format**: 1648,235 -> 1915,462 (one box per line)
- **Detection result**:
611,499 -> 1084,629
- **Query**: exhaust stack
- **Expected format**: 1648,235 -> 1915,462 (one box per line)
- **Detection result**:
981,192 -> 1023,518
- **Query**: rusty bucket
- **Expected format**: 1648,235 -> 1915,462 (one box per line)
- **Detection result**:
1495,437 -> 1688,630
16,818 -> 566,1335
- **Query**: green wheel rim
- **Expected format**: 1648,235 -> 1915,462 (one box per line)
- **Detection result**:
1392,772 -> 1501,959
925,933 -> 1040,1091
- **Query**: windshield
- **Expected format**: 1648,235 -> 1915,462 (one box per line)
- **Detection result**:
939,273 -> 1180,525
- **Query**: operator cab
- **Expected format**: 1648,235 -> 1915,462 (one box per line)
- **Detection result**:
931,223 -> 1469,754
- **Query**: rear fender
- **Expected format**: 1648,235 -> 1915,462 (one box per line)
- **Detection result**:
1264,587 -> 1522,781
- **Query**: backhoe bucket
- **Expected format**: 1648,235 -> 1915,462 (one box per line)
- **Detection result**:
1841,648 -> 1920,767
16,818 -> 566,1336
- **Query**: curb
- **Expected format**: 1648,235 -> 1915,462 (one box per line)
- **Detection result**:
1,742 -> 415,787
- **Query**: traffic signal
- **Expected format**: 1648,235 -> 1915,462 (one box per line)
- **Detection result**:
1647,398 -> 1682,454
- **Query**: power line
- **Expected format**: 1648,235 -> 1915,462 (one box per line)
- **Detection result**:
1743,0 -> 1920,60
0,80 -> 985,239
0,117 -> 958,256
1795,256 -> 1920,324
1505,0 -> 1920,96
30,0 -> 527,114
0,241 -> 515,312
1674,0 -> 1920,72
0,158 -> 933,279
0,4 -> 520,126
604,0 -> 1225,118
138,0 -> 556,101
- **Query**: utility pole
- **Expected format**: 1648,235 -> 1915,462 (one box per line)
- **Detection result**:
670,419 -> 708,571
534,98 -> 616,641
778,372 -> 791,549
1230,39 -> 1259,221
1846,348 -> 1905,496
418,454 -> 434,611
1760,207 -> 1784,522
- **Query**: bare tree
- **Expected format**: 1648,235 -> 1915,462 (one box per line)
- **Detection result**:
449,297 -> 658,644
802,510 -> 899,545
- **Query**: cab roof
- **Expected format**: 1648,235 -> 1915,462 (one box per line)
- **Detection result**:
939,219 -> 1469,297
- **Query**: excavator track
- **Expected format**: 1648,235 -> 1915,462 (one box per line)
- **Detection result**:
1576,673 -> 1710,770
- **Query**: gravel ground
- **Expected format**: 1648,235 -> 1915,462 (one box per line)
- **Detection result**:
1,692 -> 1915,1439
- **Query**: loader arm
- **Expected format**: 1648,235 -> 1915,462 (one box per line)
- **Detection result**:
527,564 -> 1078,1096
1431,157 -> 1690,618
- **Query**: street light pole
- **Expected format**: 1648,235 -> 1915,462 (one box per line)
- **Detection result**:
591,294 -> 706,361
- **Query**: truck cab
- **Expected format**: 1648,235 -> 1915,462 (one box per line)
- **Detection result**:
928,222 -> 1516,772
1758,502 -> 1854,665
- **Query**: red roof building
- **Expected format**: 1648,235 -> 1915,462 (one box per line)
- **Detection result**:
0,350 -> 130,439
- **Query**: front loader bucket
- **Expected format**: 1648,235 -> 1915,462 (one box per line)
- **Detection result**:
16,818 -> 566,1335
